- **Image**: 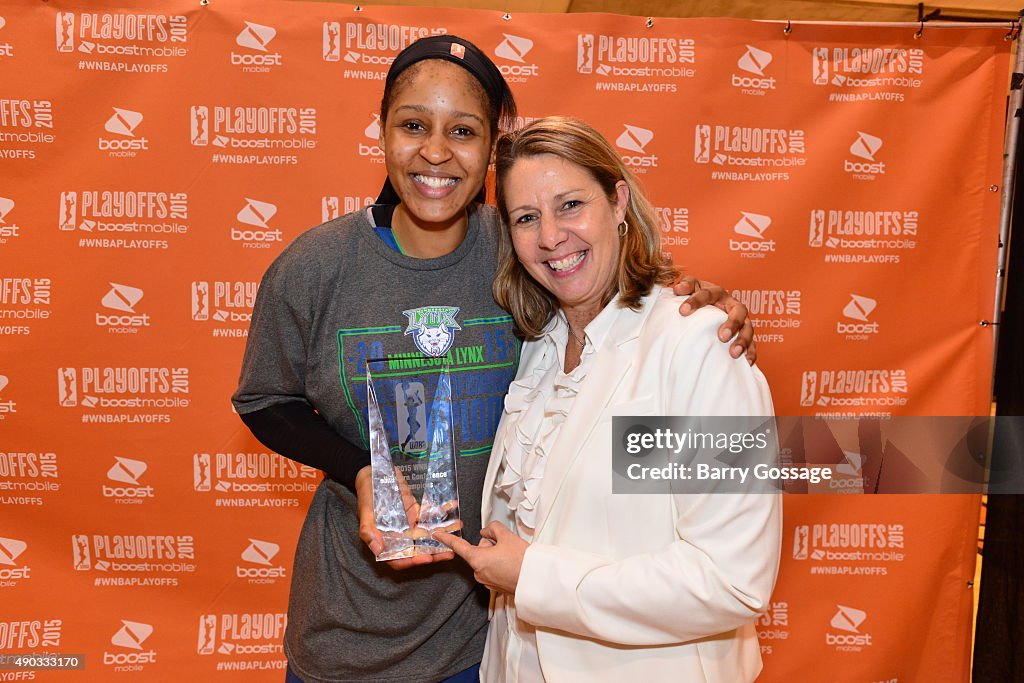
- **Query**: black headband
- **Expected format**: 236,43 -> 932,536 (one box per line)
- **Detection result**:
376,35 -> 504,206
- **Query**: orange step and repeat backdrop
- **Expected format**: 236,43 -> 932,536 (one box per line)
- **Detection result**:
0,0 -> 1011,680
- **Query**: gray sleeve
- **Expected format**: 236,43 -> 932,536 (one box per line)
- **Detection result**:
232,239 -> 320,414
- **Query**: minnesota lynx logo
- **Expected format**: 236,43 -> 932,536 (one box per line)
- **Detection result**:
402,306 -> 460,357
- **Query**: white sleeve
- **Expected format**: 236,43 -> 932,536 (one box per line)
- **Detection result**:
514,308 -> 782,646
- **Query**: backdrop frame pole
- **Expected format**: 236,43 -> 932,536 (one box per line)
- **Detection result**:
991,29 -> 1024,401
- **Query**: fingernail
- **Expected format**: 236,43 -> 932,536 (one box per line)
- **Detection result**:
732,345 -> 743,357
681,303 -> 691,315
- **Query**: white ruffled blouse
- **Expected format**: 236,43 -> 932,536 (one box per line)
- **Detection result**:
492,298 -> 623,681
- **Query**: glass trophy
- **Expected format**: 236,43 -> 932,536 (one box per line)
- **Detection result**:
366,362 -> 461,560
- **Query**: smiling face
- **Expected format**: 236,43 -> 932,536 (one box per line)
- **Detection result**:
379,60 -> 493,233
503,153 -> 628,316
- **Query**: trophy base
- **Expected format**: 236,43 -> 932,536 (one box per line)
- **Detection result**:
375,522 -> 463,561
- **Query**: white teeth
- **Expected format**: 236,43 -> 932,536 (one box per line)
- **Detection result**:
547,251 -> 586,272
414,175 -> 458,189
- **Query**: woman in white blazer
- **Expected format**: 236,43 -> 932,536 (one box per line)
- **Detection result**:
435,117 -> 781,682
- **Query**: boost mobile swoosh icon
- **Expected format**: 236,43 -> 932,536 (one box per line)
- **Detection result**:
241,539 -> 280,565
364,114 -> 380,140
836,451 -> 864,477
842,294 -> 877,321
495,34 -> 533,63
236,21 -> 276,51
0,197 -> 14,222
738,45 -> 772,75
849,132 -> 882,161
107,456 -> 147,485
111,621 -> 154,650
0,374 -> 8,392
830,605 -> 867,633
101,283 -> 144,313
0,537 -> 27,566
237,199 -> 277,228
104,108 -> 143,137
733,212 -> 772,239
615,124 -> 654,154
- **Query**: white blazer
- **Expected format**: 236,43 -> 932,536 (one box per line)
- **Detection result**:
481,286 -> 782,683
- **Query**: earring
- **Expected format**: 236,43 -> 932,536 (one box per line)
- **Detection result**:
618,220 -> 629,238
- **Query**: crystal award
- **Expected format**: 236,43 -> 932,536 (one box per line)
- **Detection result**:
366,362 -> 461,560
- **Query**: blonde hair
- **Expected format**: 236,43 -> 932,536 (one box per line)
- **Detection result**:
492,116 -> 677,339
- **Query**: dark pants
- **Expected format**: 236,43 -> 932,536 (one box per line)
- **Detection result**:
286,663 -> 480,683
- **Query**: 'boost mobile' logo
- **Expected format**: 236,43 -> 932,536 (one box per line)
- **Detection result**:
104,108 -> 143,137
831,605 -> 867,633
733,212 -> 770,239
850,132 -> 882,161
842,294 -> 876,322
0,196 -> 14,222
111,620 -> 153,650
103,456 -> 154,500
738,45 -> 772,75
616,124 -> 653,153
101,283 -> 143,313
0,536 -> 27,565
238,539 -> 286,580
236,198 -> 277,228
0,196 -> 20,239
232,21 -> 282,68
241,539 -> 280,565
493,34 -> 538,79
837,294 -> 879,337
615,124 -> 658,170
99,108 -> 148,154
98,284 -> 150,329
732,45 -> 776,91
105,620 -> 157,666
846,132 -> 885,176
233,198 -> 282,247
729,212 -> 776,256
236,21 -> 275,51
495,34 -> 533,62
359,115 -> 384,160
364,114 -> 381,140
107,456 -> 147,485
827,605 -> 873,648
0,536 -> 29,580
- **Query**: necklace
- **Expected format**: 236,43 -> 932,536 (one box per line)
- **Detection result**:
568,326 -> 585,347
